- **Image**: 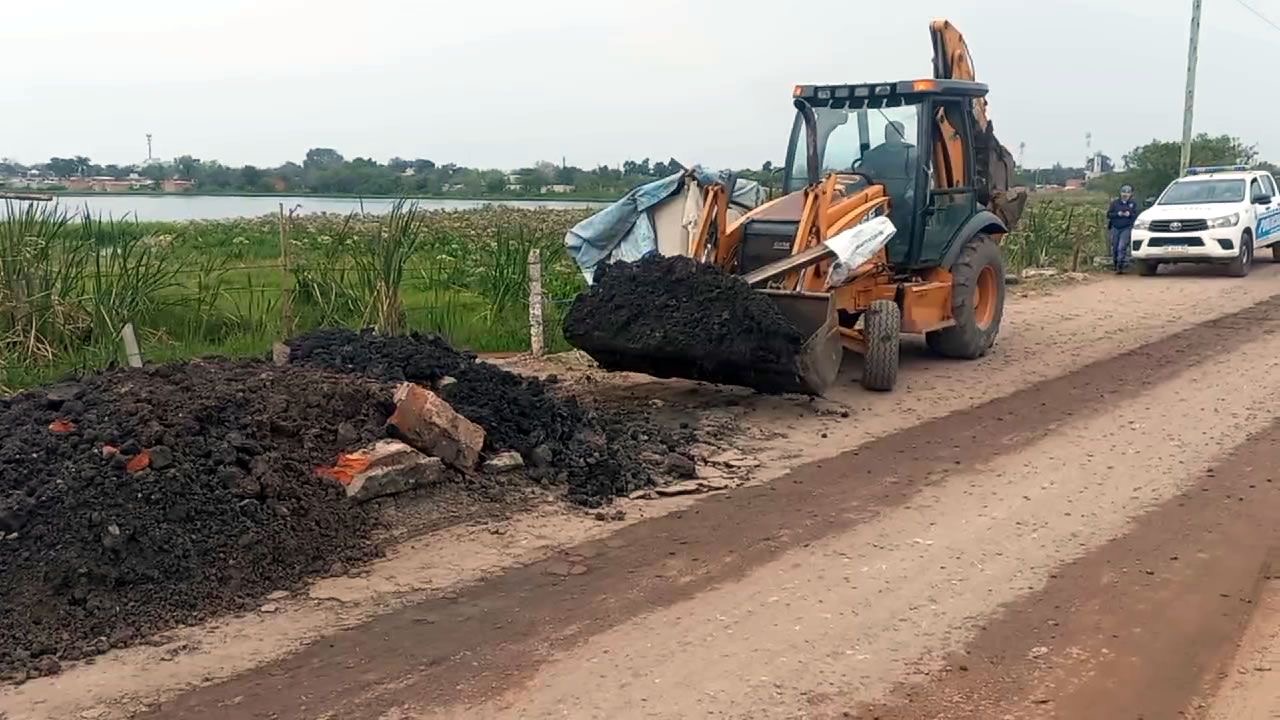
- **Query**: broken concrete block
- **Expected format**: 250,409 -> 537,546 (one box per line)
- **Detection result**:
1020,267 -> 1059,279
43,382 -> 84,409
483,451 -> 524,474
529,444 -> 554,468
663,452 -> 696,479
271,342 -> 290,366
386,383 -> 484,470
655,481 -> 703,497
340,440 -> 447,502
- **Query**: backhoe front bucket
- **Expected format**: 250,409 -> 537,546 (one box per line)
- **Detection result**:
572,290 -> 842,396
757,290 -> 843,395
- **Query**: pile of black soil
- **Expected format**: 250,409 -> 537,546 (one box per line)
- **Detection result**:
0,361 -> 393,681
288,328 -> 693,507
563,255 -> 808,393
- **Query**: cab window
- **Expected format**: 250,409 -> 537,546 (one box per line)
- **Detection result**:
1252,178 -> 1266,202
1262,175 -> 1278,198
1158,179 -> 1244,204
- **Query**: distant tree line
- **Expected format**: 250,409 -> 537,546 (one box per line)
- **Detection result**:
1017,134 -> 1275,199
0,150 -> 785,198
1087,134 -> 1277,199
8,134 -> 1267,201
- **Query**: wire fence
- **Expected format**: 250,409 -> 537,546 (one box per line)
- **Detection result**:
0,245 -> 584,387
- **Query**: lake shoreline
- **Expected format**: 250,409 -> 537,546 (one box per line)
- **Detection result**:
14,194 -> 608,221
44,190 -> 615,203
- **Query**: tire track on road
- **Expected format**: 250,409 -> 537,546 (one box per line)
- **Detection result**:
854,415 -> 1280,720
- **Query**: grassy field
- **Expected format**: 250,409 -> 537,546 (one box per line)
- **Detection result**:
0,192 -> 1108,392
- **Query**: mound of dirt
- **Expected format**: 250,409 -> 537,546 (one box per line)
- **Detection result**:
562,255 -> 808,393
288,328 -> 693,506
0,361 -> 393,681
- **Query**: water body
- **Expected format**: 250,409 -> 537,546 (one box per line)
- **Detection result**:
19,194 -> 607,221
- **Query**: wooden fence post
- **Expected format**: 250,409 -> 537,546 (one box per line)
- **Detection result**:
527,247 -> 545,357
279,203 -> 295,336
120,323 -> 143,368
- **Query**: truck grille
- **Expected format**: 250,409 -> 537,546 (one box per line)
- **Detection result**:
1149,219 -> 1208,233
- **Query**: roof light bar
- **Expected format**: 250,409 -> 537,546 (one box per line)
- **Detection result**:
1185,165 -> 1250,175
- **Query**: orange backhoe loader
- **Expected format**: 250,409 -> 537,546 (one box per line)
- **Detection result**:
569,19 -> 1026,394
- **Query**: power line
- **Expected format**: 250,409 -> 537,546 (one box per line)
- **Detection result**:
1234,0 -> 1280,34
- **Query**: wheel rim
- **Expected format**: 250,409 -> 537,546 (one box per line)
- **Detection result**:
974,265 -> 998,330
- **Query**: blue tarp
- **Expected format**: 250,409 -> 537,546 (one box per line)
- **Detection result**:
563,167 -> 763,283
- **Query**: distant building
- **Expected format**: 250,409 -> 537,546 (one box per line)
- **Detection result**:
541,184 -> 575,194
162,178 -> 196,193
65,176 -> 156,192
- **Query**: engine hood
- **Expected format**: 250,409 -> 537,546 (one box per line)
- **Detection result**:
1138,204 -> 1241,221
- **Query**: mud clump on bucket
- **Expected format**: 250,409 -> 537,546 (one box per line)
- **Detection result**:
563,255 -> 808,393
0,361 -> 393,679
288,329 -> 692,507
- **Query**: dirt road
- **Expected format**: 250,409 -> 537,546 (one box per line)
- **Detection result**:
9,265 -> 1280,720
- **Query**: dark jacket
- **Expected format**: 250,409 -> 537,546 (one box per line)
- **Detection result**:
1107,198 -> 1138,230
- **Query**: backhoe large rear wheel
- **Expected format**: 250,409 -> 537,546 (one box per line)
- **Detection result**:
860,299 -> 900,392
926,233 -> 1005,359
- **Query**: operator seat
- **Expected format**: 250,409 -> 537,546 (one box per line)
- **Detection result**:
861,147 -> 917,238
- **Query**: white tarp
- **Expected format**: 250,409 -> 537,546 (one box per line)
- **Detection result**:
822,216 -> 896,288
563,167 -> 766,283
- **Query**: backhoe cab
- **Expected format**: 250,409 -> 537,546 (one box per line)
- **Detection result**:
783,79 -> 1002,271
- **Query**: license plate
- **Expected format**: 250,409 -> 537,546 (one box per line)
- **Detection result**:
1164,245 -> 1189,253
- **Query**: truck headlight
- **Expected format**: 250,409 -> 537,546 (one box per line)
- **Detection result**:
1133,218 -> 1150,230
1208,213 -> 1240,229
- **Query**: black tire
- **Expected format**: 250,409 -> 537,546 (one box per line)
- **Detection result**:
1271,244 -> 1280,262
926,233 -> 1005,359
860,299 -> 900,392
1135,260 -> 1159,276
1228,231 -> 1253,278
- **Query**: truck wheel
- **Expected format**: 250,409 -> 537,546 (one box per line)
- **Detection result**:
1135,260 -> 1159,276
926,233 -> 1005,359
1228,231 -> 1253,277
860,299 -> 900,392
1271,244 -> 1280,262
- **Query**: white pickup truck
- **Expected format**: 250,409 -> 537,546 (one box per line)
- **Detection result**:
1130,166 -> 1280,277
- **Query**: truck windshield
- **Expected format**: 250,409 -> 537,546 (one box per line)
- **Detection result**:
1158,179 -> 1245,205
787,103 -> 921,189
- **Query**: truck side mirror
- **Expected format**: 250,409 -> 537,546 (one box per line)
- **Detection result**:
1255,194 -> 1273,205
1143,197 -> 1155,208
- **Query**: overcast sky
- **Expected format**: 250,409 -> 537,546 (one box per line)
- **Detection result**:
3,0 -> 1276,170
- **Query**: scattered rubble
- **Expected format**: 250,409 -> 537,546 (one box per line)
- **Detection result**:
0,328 -> 714,681
483,451 -> 525,474
0,360 -> 392,679
288,328 -> 697,506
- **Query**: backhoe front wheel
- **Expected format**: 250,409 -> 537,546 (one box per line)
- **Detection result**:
926,233 -> 1005,360
860,299 -> 900,392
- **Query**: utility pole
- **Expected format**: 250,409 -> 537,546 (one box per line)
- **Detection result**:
1180,0 -> 1203,175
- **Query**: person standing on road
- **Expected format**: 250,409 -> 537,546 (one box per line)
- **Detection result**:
1107,184 -> 1138,273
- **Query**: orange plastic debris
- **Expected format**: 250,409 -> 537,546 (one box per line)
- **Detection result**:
48,419 -> 76,434
126,450 -> 151,473
314,452 -> 371,486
